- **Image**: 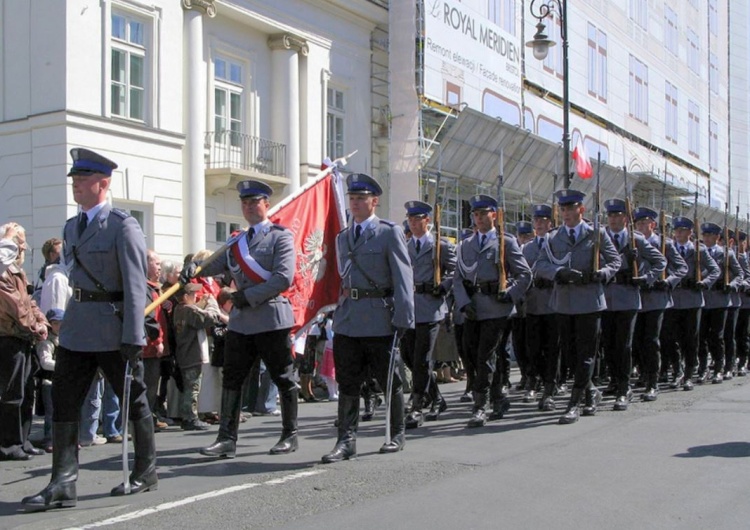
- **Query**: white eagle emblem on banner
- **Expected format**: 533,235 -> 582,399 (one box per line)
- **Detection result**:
298,228 -> 327,283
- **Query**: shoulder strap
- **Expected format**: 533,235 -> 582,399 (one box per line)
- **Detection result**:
72,246 -> 109,293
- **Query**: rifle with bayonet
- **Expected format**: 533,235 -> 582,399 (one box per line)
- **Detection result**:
623,166 -> 639,276
433,158 -> 443,288
496,153 -> 507,294
725,202 -> 731,289
659,165 -> 667,280
694,191 -> 702,283
593,153 -> 601,272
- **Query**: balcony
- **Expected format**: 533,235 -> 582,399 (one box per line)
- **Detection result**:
204,131 -> 289,195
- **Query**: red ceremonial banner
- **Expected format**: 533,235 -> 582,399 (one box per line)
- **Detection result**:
269,174 -> 344,336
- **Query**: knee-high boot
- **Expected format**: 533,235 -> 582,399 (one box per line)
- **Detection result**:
111,416 -> 158,495
21,422 -> 78,511
201,389 -> 242,458
321,394 -> 359,463
269,388 -> 299,454
380,389 -> 405,453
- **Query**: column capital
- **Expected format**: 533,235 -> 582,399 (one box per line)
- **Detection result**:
181,0 -> 217,18
268,33 -> 309,57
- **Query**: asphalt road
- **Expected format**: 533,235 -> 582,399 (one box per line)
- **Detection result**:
2,373 -> 750,530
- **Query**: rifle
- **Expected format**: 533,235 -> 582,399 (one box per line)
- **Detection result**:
552,173 -> 559,227
497,151 -> 507,293
694,191 -> 702,283
623,166 -> 639,276
724,201 -> 730,288
593,153 -> 601,272
659,166 -> 667,280
735,190 -> 740,256
433,154 -> 443,287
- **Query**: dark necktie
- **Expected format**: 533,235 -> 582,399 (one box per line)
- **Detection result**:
568,228 -> 576,245
480,234 -> 487,248
354,224 -> 362,242
537,237 -> 543,249
77,213 -> 88,237
680,245 -> 686,258
613,233 -> 620,250
415,239 -> 421,253
247,227 -> 255,242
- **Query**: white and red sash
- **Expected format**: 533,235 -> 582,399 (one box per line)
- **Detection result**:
231,231 -> 273,284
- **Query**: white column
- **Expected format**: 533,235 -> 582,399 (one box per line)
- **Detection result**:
269,34 -> 308,194
183,4 -> 209,253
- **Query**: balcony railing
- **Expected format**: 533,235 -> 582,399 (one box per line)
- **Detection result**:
204,131 -> 286,177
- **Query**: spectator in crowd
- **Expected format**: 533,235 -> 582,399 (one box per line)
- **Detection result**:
38,240 -> 71,315
32,238 -> 63,304
79,374 -> 106,447
144,250 -> 170,431
36,308 -> 64,453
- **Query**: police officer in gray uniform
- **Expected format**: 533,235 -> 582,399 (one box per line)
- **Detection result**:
602,198 -> 666,411
511,221 -> 533,397
735,231 -> 750,376
322,174 -> 414,463
401,200 -> 456,428
662,217 -> 720,390
23,148 -> 154,511
632,207 -> 687,400
196,180 -> 299,458
453,195 -> 532,428
534,189 -> 621,424
721,230 -> 744,380
698,222 -> 743,384
523,205 -> 560,410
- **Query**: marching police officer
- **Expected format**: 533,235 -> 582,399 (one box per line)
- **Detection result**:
698,222 -> 743,384
511,221 -> 533,397
721,230 -> 744,380
322,174 -> 414,463
453,195 -> 532,428
535,189 -> 621,424
23,148 -> 155,511
196,180 -> 299,458
401,200 -> 456,428
735,231 -> 750,376
632,207 -> 687,400
663,217 -> 720,390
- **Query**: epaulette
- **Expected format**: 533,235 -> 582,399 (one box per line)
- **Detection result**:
271,223 -> 286,231
380,219 -> 396,227
111,208 -> 131,219
338,226 -> 348,235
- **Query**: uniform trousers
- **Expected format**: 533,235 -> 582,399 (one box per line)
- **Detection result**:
0,337 -> 35,457
222,329 -> 296,394
52,346 -> 151,423
400,322 -> 440,396
736,308 -> 750,369
633,309 -> 665,377
601,310 -> 638,393
722,307 -> 739,372
511,316 -> 529,380
663,308 -> 701,376
463,318 -> 506,396
333,334 -> 402,397
699,308 -> 728,374
556,312 -> 601,391
525,313 -> 559,387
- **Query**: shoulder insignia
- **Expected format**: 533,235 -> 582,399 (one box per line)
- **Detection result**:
338,226 -> 349,235
379,219 -> 395,227
111,208 -> 130,219
271,223 -> 287,231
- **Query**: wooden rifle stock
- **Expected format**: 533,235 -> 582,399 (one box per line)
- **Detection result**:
496,208 -> 506,291
624,196 -> 639,276
433,203 -> 442,286
659,210 -> 667,280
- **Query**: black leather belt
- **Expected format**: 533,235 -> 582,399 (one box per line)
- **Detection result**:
73,288 -> 124,303
476,281 -> 500,295
342,288 -> 393,300
533,278 -> 554,289
414,282 -> 435,294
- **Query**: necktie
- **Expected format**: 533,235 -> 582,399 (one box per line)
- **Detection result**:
613,233 -> 620,250
247,227 -> 255,242
537,237 -> 543,249
568,228 -> 576,245
480,234 -> 487,248
680,245 -> 686,258
415,239 -> 421,253
354,224 -> 362,242
77,213 -> 88,237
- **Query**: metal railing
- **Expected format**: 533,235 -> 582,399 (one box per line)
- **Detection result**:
204,131 -> 286,177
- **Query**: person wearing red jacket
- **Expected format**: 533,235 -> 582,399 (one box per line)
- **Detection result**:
144,250 -> 170,431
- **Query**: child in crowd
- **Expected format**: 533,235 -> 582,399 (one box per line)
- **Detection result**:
35,309 -> 64,453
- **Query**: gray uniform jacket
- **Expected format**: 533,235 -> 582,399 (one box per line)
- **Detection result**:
639,234 -> 688,312
670,242 -> 720,310
453,230 -> 532,321
737,252 -> 750,308
535,224 -> 621,315
59,204 -> 148,351
333,217 -> 415,337
201,222 -> 295,335
409,235 -> 457,324
523,236 -> 555,316
604,230 -> 666,312
703,246 -> 743,309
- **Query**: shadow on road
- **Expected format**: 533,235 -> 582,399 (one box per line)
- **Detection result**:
674,441 -> 750,458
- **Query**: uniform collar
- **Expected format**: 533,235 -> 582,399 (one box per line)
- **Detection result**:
81,201 -> 107,223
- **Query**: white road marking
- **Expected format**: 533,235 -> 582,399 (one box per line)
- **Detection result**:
65,469 -> 325,529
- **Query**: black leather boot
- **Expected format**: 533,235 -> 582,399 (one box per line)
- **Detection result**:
424,384 -> 447,421
111,416 -> 158,496
361,385 -> 381,422
467,390 -> 488,428
581,386 -> 602,416
559,388 -> 584,424
538,383 -> 556,411
270,388 -> 299,454
201,389 -> 241,458
405,392 -> 424,429
380,389 -> 406,453
22,422 -> 78,511
642,374 -> 658,402
321,394 -> 359,463
489,396 -> 511,420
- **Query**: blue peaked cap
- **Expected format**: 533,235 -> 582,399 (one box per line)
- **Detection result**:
701,222 -> 721,235
633,207 -> 658,221
516,221 -> 533,235
554,189 -> 585,205
67,148 -> 118,177
237,180 -> 273,198
533,204 -> 552,218
672,216 -> 694,230
404,200 -> 432,216
347,173 -> 382,196
604,198 -> 627,213
469,194 -> 497,211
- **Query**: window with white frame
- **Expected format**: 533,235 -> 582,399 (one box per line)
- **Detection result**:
664,7 -> 678,56
629,0 -> 647,30
687,29 -> 700,75
587,23 -> 607,102
709,0 -> 718,36
629,55 -> 648,124
214,57 -> 243,147
542,14 -> 563,79
487,0 -> 516,35
688,100 -> 700,158
114,202 -> 152,247
709,53 -> 718,95
665,81 -> 678,144
111,12 -> 147,121
709,120 -> 718,170
326,87 -> 345,159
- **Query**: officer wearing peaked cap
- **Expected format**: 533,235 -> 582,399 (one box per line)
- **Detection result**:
322,174 -> 415,463
720,229 -> 744,382
534,189 -> 621,424
735,231 -> 750,376
631,206 -> 687,401
602,198 -> 665,411
453,194 -> 531,428
698,221 -> 743,384
24,148 -> 154,511
401,200 -> 456,429
192,178 -> 299,459
522,204 -> 560,410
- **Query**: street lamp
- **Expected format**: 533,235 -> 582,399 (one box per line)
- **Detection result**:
526,0 -> 571,190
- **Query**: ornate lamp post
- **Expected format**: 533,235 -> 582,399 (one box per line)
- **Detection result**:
526,0 -> 571,190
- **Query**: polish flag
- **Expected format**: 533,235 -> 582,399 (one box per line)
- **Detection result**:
572,138 -> 593,179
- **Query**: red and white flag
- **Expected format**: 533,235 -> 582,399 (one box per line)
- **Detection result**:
572,138 -> 593,179
268,163 -> 347,337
